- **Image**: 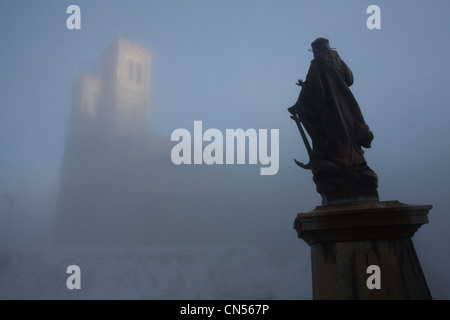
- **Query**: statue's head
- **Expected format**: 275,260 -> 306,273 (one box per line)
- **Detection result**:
310,38 -> 331,56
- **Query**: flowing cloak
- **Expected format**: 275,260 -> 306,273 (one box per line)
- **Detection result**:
294,51 -> 373,168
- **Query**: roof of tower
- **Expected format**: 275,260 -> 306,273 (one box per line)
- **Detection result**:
102,37 -> 152,59
80,73 -> 101,83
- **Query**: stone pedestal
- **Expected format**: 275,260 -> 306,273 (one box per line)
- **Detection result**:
293,200 -> 432,300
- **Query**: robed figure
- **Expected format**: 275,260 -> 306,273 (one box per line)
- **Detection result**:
289,38 -> 378,205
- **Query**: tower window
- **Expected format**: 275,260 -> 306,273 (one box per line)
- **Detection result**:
128,60 -> 134,82
92,91 -> 98,106
135,63 -> 142,85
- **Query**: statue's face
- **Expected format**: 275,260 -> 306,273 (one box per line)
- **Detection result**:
312,45 -> 329,57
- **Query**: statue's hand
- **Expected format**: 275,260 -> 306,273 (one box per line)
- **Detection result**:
288,105 -> 297,115
360,130 -> 374,148
296,79 -> 304,87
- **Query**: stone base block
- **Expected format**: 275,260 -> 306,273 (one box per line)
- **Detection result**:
294,201 -> 432,300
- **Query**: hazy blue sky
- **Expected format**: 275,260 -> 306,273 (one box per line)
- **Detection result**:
0,0 -> 449,298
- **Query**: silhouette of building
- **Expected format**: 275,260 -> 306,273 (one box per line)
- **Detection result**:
54,38 -> 166,245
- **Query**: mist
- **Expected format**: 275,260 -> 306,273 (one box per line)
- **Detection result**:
0,0 -> 449,299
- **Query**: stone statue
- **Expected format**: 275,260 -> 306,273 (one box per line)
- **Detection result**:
288,38 -> 378,205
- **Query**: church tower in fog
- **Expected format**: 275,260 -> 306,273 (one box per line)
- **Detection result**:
100,38 -> 152,138
63,38 -> 152,155
55,38 -> 154,245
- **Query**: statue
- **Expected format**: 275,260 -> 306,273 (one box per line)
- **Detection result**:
288,38 -> 378,205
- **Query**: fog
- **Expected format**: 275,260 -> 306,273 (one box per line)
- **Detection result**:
0,1 -> 449,299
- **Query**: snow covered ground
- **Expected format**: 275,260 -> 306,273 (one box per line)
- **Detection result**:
0,246 -> 311,300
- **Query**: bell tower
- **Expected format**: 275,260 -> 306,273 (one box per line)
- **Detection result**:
100,37 -> 152,138
55,38 -> 153,245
